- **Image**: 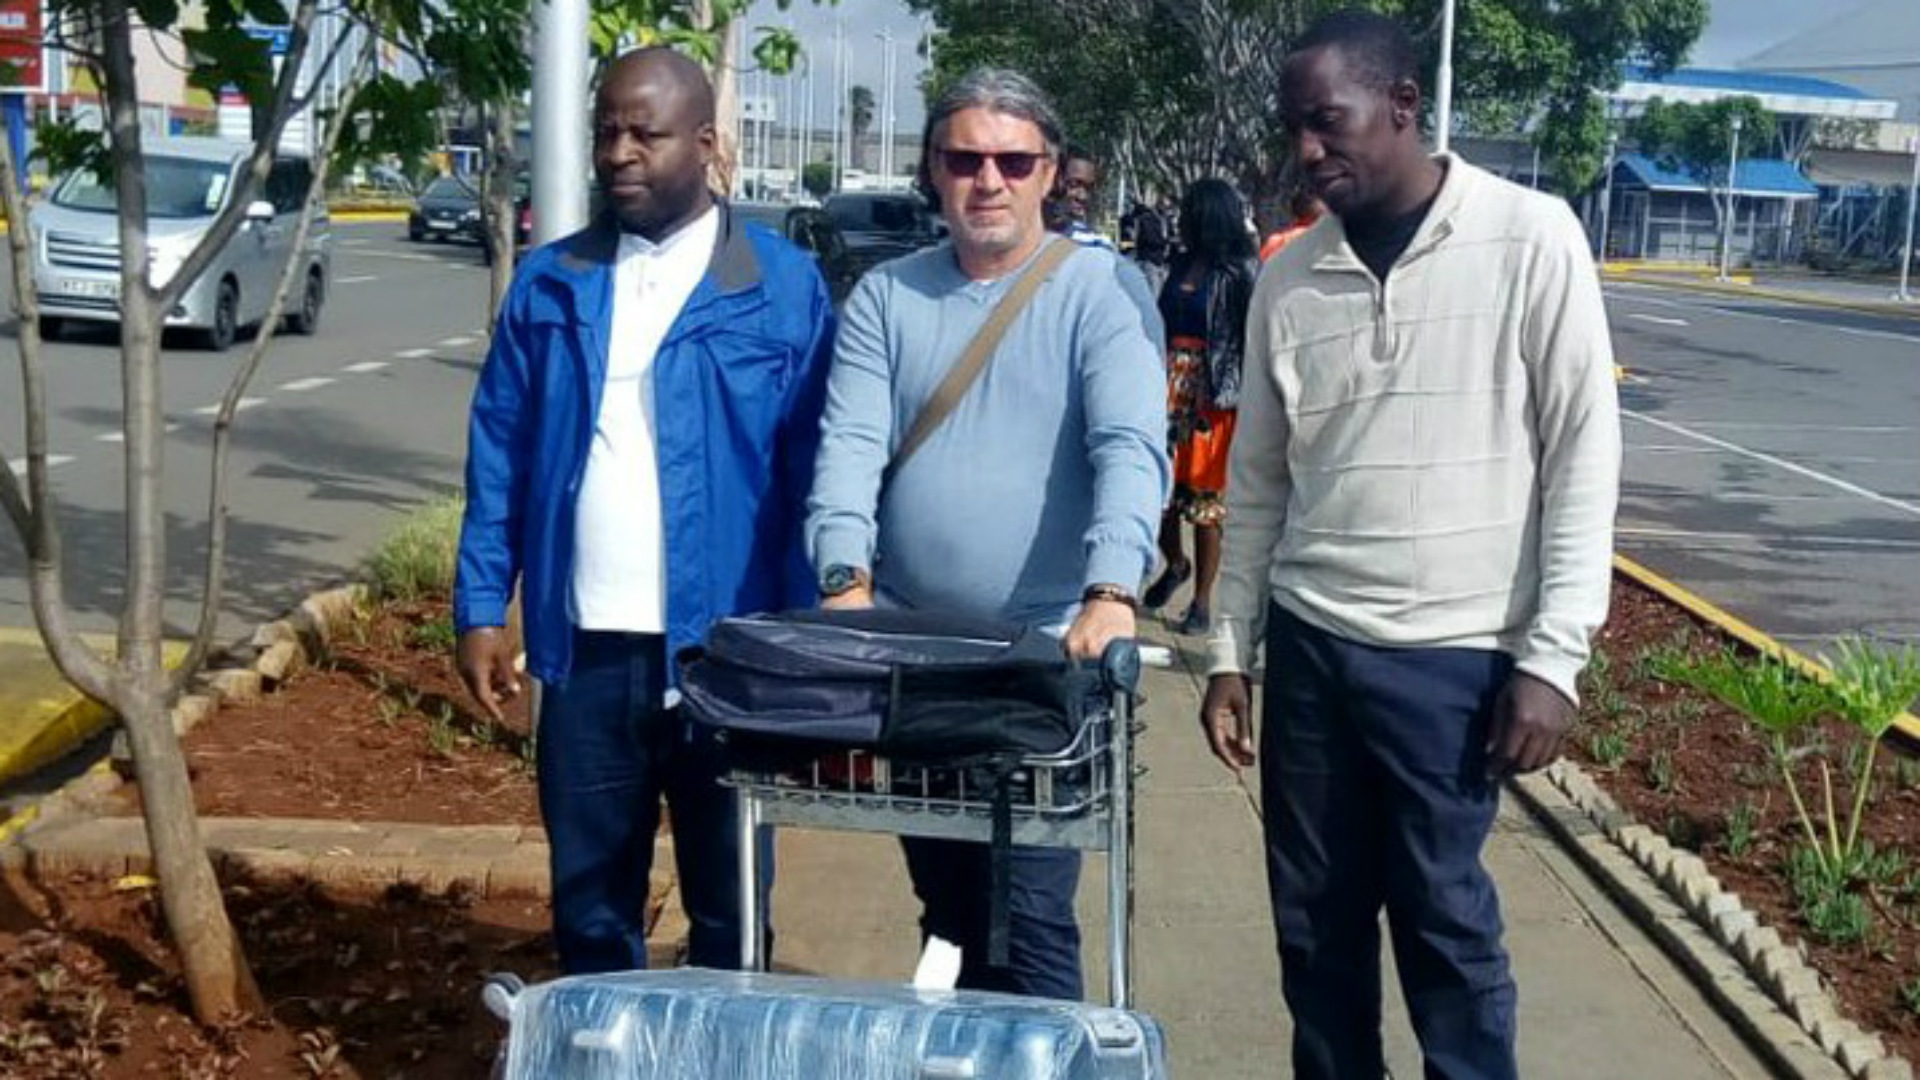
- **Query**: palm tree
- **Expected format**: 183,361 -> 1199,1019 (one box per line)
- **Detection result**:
849,84 -> 876,171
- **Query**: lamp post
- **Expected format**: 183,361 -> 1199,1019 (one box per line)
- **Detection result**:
1597,132 -> 1619,261
1434,0 -> 1456,153
1898,135 -> 1918,303
531,0 -> 590,243
1718,114 -> 1744,282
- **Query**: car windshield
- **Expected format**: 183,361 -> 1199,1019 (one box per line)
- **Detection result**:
828,198 -> 924,235
424,177 -> 476,200
52,156 -> 232,219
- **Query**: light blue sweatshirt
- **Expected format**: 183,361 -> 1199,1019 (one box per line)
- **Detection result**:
807,239 -> 1171,626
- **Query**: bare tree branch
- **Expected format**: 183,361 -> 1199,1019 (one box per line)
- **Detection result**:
172,38 -> 378,696
289,23 -> 364,113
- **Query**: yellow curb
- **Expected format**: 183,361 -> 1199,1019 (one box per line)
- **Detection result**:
328,209 -> 410,223
1613,553 -> 1920,745
0,695 -> 115,790
1603,268 -> 1920,322
0,630 -> 189,790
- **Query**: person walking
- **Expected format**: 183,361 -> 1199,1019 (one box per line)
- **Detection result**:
1141,179 -> 1258,636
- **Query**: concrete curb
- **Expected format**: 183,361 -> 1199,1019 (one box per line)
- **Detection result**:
1514,761 -> 1912,1080
1602,268 -> 1920,322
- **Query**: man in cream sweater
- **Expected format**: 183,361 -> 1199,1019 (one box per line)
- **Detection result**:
1201,11 -> 1620,1080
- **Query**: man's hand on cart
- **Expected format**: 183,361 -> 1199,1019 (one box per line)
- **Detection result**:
820,584 -> 874,611
456,627 -> 522,723
1201,673 -> 1257,773
1064,591 -> 1136,661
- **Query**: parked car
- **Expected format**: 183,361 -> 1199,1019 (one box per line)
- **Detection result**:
733,201 -> 861,303
822,192 -> 942,274
408,175 -> 485,246
32,137 -> 331,351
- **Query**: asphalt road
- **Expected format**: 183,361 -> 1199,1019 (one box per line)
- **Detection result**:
1605,282 -> 1920,655
0,221 -> 493,646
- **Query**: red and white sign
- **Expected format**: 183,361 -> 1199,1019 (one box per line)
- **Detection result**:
0,0 -> 44,93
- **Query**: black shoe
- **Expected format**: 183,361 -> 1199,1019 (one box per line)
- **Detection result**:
1175,604 -> 1211,636
1143,561 -> 1191,610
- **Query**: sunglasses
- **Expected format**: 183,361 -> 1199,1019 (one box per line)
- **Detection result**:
934,149 -> 1049,180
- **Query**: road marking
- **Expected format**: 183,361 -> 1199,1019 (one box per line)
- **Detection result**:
1618,525 -> 1920,551
1623,409 -> 1920,518
1637,421 -> 1914,434
1627,313 -> 1689,327
7,455 -> 74,475
278,376 -> 335,392
342,360 -> 389,374
193,398 -> 264,416
94,423 -> 182,443
336,275 -> 379,285
395,347 -> 435,359
438,335 -> 476,348
1606,287 -> 1920,343
340,238 -> 372,246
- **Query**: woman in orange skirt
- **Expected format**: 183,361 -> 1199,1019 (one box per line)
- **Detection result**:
1142,179 -> 1258,634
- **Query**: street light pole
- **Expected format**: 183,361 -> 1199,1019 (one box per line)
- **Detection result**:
1597,132 -> 1618,260
531,0 -> 590,243
1718,114 -> 1744,282
1898,135 -> 1919,303
1434,0 -> 1456,154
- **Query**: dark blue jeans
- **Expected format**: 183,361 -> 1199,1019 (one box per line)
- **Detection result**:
902,838 -> 1083,1000
538,630 -> 744,974
1261,604 -> 1519,1080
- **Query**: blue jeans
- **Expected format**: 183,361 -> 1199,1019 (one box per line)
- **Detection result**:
901,837 -> 1084,1000
538,630 -> 744,974
1261,604 -> 1519,1080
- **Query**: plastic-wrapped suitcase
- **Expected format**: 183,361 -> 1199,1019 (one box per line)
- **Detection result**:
487,968 -> 1169,1080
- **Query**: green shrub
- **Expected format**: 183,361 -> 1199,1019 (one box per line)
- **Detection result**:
366,495 -> 465,601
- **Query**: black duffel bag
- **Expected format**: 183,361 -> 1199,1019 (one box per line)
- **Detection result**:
678,607 -> 1106,969
677,607 -> 1097,765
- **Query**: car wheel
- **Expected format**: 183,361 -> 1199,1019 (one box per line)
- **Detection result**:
37,316 -> 67,342
199,279 -> 239,352
408,222 -> 424,242
286,268 -> 324,335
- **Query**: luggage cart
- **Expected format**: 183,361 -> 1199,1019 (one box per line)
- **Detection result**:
730,640 -> 1156,1008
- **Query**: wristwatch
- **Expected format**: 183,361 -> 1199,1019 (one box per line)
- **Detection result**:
820,564 -> 871,598
1082,583 -> 1138,611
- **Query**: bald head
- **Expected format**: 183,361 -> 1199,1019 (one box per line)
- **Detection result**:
598,47 -> 715,128
593,46 -> 717,240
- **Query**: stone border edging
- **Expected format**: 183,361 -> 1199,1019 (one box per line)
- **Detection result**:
1514,761 -> 1913,1080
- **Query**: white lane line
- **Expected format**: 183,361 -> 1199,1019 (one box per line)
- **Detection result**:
1626,444 -> 1724,455
1605,286 -> 1920,344
336,275 -> 379,285
340,238 -> 372,246
395,347 -> 435,359
1627,313 -> 1688,327
342,360 -> 390,374
194,398 -> 264,416
94,423 -> 182,443
438,335 -> 476,347
279,376 -> 336,392
7,454 -> 75,474
1618,526 -> 1920,551
1638,421 -> 1915,434
1625,488 -> 1903,505
1623,409 -> 1920,518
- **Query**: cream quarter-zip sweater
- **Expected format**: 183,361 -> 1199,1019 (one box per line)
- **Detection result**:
1206,155 -> 1621,702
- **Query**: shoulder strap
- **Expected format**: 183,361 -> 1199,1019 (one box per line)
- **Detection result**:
886,237 -> 1078,479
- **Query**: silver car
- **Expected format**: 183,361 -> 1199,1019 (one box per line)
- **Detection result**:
31,137 -> 331,351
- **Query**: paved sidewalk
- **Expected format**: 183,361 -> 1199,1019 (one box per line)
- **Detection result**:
764,619 -> 1781,1079
1603,263 -> 1920,319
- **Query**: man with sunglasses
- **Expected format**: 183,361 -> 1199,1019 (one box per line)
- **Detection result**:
807,67 -> 1169,1000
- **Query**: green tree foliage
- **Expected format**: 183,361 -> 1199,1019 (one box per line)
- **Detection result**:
803,159 -> 835,197
1630,95 -> 1775,227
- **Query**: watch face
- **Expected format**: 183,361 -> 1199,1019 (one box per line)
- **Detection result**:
822,565 -> 858,594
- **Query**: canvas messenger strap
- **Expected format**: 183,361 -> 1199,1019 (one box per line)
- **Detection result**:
884,237 -> 1078,481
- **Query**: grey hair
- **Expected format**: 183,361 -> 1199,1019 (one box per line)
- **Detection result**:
916,67 -> 1065,212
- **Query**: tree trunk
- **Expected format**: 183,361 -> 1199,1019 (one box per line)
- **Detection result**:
703,1 -> 740,196
486,102 -> 517,326
100,0 -> 262,1023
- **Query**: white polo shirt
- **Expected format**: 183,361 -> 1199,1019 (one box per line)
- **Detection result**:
570,205 -> 720,633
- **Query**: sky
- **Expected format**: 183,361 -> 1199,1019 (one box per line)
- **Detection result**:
743,0 -> 1876,144
742,0 -> 933,138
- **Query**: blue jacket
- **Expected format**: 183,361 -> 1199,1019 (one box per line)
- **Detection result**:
454,204 -> 836,684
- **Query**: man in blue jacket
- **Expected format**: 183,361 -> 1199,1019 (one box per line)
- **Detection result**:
454,48 -> 835,974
